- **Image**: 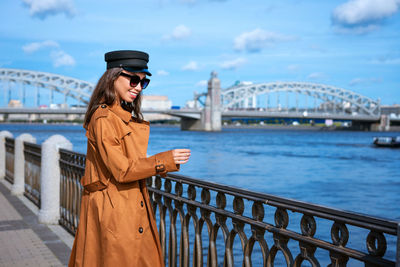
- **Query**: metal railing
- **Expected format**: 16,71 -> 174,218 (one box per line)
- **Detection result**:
146,174 -> 399,267
5,137 -> 14,184
1,139 -> 399,266
59,148 -> 84,235
23,141 -> 41,207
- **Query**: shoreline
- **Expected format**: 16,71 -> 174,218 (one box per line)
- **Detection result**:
1,121 -> 399,132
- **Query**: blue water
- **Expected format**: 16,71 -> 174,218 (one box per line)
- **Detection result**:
1,123 -> 399,266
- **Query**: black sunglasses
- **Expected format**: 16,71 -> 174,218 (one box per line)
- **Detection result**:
119,72 -> 150,89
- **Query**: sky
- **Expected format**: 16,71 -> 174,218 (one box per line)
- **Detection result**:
0,0 -> 399,107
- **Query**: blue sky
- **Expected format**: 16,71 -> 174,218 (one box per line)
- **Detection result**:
0,0 -> 399,106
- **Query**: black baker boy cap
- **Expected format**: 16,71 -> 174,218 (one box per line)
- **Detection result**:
104,50 -> 152,76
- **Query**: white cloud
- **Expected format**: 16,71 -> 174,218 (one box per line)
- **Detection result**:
182,61 -> 199,71
196,80 -> 207,87
179,0 -> 196,4
177,0 -> 227,5
51,50 -> 75,67
234,28 -> 295,52
22,40 -> 59,53
332,0 -> 400,33
370,55 -> 400,64
220,58 -> 246,70
309,44 -> 327,53
163,25 -> 191,40
307,72 -> 327,80
22,40 -> 75,68
349,77 -> 382,86
157,70 -> 169,76
287,64 -> 300,72
22,0 -> 76,19
0,61 -> 12,67
333,24 -> 380,34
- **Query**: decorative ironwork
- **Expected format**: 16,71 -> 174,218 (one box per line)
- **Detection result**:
18,147 -> 398,266
147,173 -> 399,267
59,148 -> 85,235
5,137 -> 14,184
23,141 -> 41,207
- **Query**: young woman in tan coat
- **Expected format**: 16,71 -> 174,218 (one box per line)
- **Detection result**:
68,50 -> 190,267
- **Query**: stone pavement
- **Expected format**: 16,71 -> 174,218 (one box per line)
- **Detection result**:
0,180 -> 72,267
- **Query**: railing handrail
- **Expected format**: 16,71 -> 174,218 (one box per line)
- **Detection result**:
23,141 -> 42,158
59,148 -> 86,158
166,173 -> 399,234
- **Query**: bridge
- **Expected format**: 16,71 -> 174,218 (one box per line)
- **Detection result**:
0,68 -> 395,131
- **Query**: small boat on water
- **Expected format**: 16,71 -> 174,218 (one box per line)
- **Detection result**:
373,136 -> 400,148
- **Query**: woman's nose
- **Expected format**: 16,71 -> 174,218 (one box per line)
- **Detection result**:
134,83 -> 142,91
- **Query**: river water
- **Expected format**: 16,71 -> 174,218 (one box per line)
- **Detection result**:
1,123 -> 399,266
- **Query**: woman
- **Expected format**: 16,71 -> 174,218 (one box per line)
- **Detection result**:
69,50 -> 190,267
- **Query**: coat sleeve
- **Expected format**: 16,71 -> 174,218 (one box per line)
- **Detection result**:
93,116 -> 179,183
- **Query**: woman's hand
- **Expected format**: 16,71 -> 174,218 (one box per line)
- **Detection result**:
172,149 -> 191,165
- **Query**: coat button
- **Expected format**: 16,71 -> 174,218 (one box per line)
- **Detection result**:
140,201 -> 144,207
138,227 -> 143,233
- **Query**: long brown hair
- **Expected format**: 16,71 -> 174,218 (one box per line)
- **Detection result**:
83,68 -> 143,129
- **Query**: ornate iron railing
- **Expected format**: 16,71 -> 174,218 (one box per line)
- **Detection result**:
147,174 -> 400,267
5,137 -> 14,184
23,141 -> 41,207
59,148 -> 84,235
24,146 -> 399,266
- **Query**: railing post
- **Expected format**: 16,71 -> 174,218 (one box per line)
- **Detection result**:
11,133 -> 36,195
38,135 -> 72,224
0,131 -> 13,180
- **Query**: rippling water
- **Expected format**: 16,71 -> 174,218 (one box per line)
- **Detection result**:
1,123 -> 399,266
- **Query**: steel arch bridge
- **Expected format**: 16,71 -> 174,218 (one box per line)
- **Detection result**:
0,68 -> 94,106
219,81 -> 380,117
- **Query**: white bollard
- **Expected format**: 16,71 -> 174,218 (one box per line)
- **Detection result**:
38,135 -> 72,225
0,131 -> 13,180
12,133 -> 36,195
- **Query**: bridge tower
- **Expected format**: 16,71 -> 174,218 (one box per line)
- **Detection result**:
204,71 -> 222,131
180,71 -> 222,131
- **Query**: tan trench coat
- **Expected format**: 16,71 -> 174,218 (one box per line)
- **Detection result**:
69,103 -> 179,267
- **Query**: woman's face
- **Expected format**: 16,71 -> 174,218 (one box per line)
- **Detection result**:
114,71 -> 146,103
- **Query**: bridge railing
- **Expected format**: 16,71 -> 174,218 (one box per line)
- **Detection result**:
5,137 -> 14,184
1,135 -> 399,266
147,173 -> 399,267
23,141 -> 41,207
59,148 -> 84,235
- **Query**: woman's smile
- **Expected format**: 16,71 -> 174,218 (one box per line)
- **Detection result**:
128,89 -> 138,99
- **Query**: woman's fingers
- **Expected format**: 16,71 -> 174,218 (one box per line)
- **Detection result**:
175,148 -> 191,153
172,149 -> 191,164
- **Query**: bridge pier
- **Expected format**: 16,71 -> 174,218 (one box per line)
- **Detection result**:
180,117 -> 203,131
0,114 -> 7,122
28,113 -> 38,122
378,115 -> 390,131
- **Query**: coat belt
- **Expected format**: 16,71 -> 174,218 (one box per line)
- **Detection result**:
83,180 -> 107,193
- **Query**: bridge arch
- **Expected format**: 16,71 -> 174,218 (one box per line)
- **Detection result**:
221,82 -> 380,116
0,68 -> 94,106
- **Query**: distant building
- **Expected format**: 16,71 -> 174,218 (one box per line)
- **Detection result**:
141,95 -> 176,121
8,100 -> 22,107
381,105 -> 400,118
141,95 -> 172,110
